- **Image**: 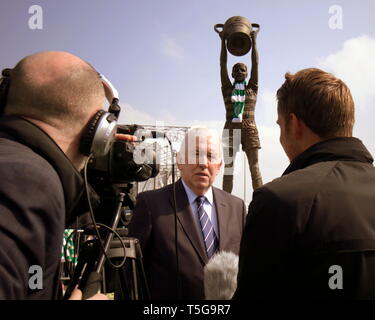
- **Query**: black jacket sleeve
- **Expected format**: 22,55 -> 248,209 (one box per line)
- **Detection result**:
0,157 -> 65,299
127,192 -> 152,253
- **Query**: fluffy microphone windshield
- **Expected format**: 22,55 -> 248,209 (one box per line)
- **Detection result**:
204,251 -> 239,300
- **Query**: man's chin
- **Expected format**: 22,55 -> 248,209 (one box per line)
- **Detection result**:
194,175 -> 209,183
192,180 -> 210,192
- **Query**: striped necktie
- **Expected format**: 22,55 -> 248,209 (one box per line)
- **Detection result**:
196,196 -> 219,258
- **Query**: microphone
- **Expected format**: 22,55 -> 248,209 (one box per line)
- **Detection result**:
204,251 -> 239,300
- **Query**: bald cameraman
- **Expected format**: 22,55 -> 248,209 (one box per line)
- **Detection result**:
0,51 -> 122,299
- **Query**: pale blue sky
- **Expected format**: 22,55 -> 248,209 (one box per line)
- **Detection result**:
1,0 -> 374,121
1,0 -> 374,201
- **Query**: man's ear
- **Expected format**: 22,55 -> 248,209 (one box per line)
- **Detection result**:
290,113 -> 303,139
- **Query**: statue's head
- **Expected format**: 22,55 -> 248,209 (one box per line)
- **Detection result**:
232,63 -> 247,82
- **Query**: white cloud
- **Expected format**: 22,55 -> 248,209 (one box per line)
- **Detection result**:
318,35 -> 375,108
318,35 -> 375,159
257,88 -> 278,125
118,103 -> 223,128
159,35 -> 184,61
258,125 -> 288,182
118,103 -> 156,125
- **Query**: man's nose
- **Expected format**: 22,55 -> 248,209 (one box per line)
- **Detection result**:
198,156 -> 209,167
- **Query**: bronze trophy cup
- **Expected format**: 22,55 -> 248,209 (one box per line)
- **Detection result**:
215,16 -> 260,56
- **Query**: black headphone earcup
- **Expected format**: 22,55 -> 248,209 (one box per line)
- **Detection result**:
80,110 -> 106,156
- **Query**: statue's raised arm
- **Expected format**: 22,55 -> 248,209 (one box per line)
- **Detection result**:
248,29 -> 259,92
219,32 -> 232,87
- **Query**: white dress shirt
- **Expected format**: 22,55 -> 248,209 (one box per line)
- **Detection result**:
181,179 -> 220,239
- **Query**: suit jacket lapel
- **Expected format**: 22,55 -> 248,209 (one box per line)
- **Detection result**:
213,187 -> 229,251
169,179 -> 208,264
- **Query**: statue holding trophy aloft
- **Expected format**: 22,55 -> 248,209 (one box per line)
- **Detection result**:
215,16 -> 263,193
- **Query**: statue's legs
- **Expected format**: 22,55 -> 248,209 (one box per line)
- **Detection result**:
223,169 -> 235,193
243,147 -> 263,190
222,128 -> 241,193
222,176 -> 233,193
222,127 -> 263,193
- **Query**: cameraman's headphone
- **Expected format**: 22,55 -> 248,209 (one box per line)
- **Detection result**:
0,68 -> 11,116
0,69 -> 120,158
79,73 -> 121,157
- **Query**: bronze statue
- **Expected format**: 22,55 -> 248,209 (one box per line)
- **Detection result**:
216,17 -> 263,193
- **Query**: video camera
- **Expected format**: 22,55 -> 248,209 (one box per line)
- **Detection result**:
85,123 -> 161,226
64,124 -> 165,299
87,124 -> 160,186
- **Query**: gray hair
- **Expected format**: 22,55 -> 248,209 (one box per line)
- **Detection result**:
177,127 -> 222,165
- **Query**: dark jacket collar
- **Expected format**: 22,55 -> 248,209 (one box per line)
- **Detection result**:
0,115 -> 96,226
283,137 -> 374,176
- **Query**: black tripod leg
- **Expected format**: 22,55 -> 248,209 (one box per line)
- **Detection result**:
63,240 -> 99,299
135,258 -> 150,300
116,265 -> 132,300
134,240 -> 150,300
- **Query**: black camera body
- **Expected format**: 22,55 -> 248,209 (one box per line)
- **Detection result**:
87,124 -> 160,186
86,124 -> 160,226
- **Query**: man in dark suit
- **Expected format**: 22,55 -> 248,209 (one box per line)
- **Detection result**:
234,68 -> 375,299
128,127 -> 246,299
